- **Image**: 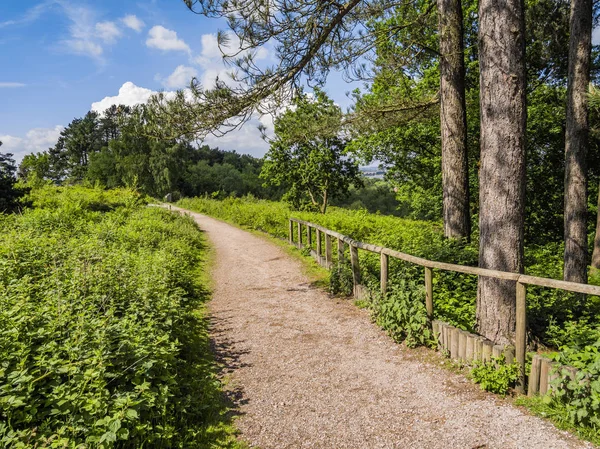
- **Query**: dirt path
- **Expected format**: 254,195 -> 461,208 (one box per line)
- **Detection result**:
175,207 -> 591,449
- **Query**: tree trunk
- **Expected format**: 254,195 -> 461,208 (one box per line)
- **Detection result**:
477,0 -> 527,345
438,0 -> 471,241
591,185 -> 600,270
564,0 -> 592,284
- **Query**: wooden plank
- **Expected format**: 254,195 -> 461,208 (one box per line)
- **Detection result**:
350,244 -> 361,290
290,217 -> 600,297
515,281 -> 527,394
316,230 -> 322,259
450,327 -> 459,359
539,358 -> 550,396
289,220 -> 294,244
481,341 -> 493,362
441,323 -> 450,353
474,336 -> 484,361
492,345 -> 503,360
518,274 -> 600,296
436,321 -> 445,349
425,267 -> 433,321
504,346 -> 515,365
307,225 -> 312,247
325,234 -> 333,268
432,320 -> 441,347
380,252 -> 388,297
528,355 -> 542,397
297,222 -> 302,248
466,334 -> 474,361
458,331 -> 467,361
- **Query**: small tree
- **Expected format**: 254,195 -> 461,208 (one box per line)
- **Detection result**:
261,90 -> 362,213
0,143 -> 27,213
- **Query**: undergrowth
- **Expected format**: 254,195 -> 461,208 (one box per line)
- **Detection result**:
470,355 -> 520,396
0,186 -> 243,448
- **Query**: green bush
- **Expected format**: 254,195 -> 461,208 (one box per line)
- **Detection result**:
0,186 -> 239,448
370,278 -> 435,348
470,355 -> 520,396
329,263 -> 354,296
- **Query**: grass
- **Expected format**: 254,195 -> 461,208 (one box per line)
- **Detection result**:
515,396 -> 600,447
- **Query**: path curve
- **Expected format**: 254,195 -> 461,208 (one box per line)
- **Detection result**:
175,207 -> 591,449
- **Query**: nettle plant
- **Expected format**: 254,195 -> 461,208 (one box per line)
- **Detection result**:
470,355 -> 520,396
370,277 -> 435,348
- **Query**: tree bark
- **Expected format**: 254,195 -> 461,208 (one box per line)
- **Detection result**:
477,0 -> 527,345
591,186 -> 600,270
564,0 -> 592,284
438,0 -> 471,241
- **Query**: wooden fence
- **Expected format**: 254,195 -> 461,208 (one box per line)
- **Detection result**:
289,217 -> 600,394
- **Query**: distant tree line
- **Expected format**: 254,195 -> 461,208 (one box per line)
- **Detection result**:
16,105 -> 285,200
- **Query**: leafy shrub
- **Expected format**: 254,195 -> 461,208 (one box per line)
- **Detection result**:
329,263 -> 354,296
0,186 -> 239,448
470,355 -> 520,396
548,360 -> 600,428
371,278 -> 434,348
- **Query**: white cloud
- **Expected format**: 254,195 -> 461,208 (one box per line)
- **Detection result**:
0,125 -> 64,163
89,81 -> 271,157
66,39 -> 104,58
0,82 -> 26,88
203,116 -> 270,157
121,15 -> 145,32
95,21 -> 122,44
200,33 -> 222,59
56,3 -> 127,62
0,0 -> 56,29
91,81 -> 160,113
146,26 -> 190,53
193,33 -> 270,88
162,65 -> 198,89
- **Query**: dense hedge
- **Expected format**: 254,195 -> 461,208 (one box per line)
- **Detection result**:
0,187 -> 240,448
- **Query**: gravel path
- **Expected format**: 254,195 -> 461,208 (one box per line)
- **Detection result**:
175,207 -> 592,449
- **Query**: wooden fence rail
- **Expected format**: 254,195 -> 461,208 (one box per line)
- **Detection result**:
289,217 -> 600,394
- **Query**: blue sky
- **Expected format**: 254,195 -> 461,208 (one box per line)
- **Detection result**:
0,0 -> 359,162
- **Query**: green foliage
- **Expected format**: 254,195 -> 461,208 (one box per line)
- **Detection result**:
547,359 -> 600,429
516,395 -> 600,447
0,186 -> 242,448
470,355 -> 520,396
329,263 -> 354,296
261,89 -> 362,213
0,146 -> 29,213
371,278 -> 434,348
329,178 -> 401,216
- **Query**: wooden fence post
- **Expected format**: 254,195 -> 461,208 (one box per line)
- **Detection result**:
307,225 -> 312,247
425,266 -> 433,321
297,222 -> 302,248
380,252 -> 388,296
539,358 -> 550,395
316,230 -> 322,262
325,234 -> 332,268
289,220 -> 294,244
350,244 -> 361,295
515,281 -> 527,394
528,355 -> 541,397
